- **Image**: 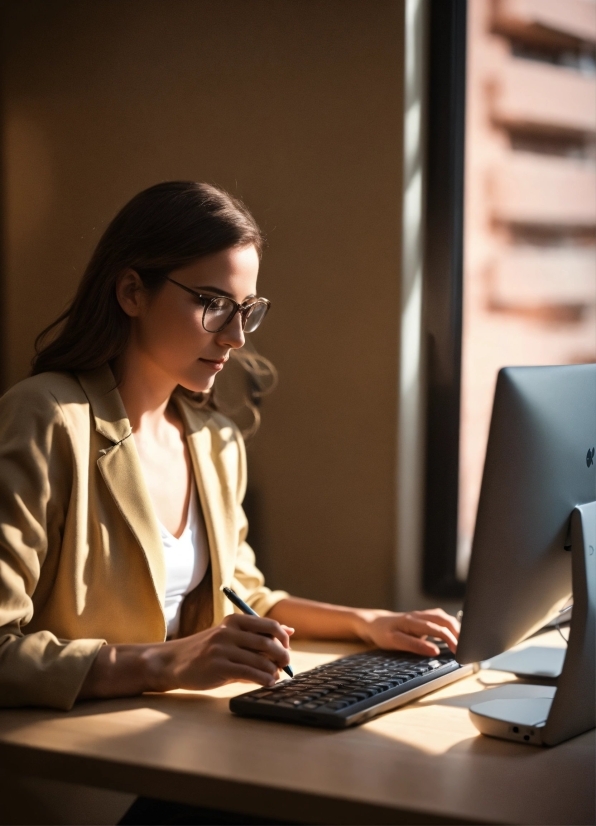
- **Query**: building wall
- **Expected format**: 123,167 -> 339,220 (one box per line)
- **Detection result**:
1,0 -> 406,609
459,0 -> 596,575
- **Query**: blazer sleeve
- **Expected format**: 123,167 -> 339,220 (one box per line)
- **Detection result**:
227,423 -> 289,617
0,382 -> 105,710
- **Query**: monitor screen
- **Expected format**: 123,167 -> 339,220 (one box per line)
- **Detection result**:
456,364 -> 596,664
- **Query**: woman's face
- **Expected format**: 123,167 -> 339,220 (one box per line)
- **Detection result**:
126,245 -> 260,393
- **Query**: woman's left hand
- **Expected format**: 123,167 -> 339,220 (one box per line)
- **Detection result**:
355,608 -> 460,657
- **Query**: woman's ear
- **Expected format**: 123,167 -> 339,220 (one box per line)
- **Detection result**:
116,269 -> 146,318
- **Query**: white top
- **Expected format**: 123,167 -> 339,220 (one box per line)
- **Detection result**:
159,483 -> 210,637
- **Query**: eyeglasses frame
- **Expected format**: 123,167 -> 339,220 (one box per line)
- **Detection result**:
165,276 -> 271,333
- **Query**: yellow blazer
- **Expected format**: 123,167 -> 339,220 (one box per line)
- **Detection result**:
0,365 -> 287,710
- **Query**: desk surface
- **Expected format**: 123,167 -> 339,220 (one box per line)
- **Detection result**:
0,637 -> 593,826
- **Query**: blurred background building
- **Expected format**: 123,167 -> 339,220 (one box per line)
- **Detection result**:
458,0 -> 596,576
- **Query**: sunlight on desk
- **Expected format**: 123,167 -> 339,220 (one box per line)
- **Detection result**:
0,705 -> 173,750
363,668 -> 553,754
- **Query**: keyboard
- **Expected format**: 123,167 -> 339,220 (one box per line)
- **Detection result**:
230,649 -> 473,728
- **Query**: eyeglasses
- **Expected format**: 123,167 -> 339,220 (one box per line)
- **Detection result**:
165,277 -> 271,334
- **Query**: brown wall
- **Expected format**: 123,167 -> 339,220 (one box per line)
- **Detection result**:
1,0 -> 405,608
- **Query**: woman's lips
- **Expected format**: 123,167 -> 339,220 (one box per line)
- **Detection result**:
199,357 -> 227,372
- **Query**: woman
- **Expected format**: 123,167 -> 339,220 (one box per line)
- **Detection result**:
0,181 -> 459,711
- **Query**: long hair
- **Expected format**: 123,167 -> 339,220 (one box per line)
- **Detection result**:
32,181 -> 276,434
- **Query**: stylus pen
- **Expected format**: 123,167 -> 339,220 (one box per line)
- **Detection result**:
222,586 -> 294,678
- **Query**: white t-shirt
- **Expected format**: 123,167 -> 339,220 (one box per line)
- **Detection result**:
159,483 -> 210,637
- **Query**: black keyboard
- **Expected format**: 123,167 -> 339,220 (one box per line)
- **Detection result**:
230,649 -> 472,728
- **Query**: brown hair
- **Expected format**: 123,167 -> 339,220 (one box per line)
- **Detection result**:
33,181 -> 263,373
32,181 -> 275,434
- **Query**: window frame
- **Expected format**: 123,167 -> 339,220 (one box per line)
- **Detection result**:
422,0 -> 467,599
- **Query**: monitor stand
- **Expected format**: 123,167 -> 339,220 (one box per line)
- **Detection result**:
469,500 -> 595,747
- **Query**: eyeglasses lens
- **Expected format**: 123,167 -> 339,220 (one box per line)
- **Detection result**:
203,297 -> 269,333
243,302 -> 268,333
203,297 -> 235,332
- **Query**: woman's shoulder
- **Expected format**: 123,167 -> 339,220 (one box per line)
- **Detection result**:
0,371 -> 87,416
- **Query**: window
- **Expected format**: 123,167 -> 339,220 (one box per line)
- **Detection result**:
422,0 -> 596,598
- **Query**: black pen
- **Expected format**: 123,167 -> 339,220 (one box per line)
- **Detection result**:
222,586 -> 294,678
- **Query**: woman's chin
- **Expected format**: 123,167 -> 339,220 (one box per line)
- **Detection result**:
178,373 -> 216,395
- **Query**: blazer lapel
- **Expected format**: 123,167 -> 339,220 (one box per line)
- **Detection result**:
76,367 -> 167,614
174,396 -> 232,626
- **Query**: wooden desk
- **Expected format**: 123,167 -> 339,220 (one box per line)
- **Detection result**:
0,639 -> 593,825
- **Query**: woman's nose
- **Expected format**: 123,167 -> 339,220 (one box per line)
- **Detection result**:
217,311 -> 245,349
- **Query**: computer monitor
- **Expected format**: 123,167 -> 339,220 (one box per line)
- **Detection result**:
455,364 -> 595,746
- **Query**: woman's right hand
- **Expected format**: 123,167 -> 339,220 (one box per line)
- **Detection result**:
79,614 -> 293,700
156,614 -> 293,691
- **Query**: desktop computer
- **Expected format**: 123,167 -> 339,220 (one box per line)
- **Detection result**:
456,364 -> 595,746
231,364 -> 595,745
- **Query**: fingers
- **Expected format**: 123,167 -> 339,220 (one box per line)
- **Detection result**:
206,639 -> 281,687
388,630 -> 443,657
225,613 -> 292,649
228,628 -> 291,669
219,615 -> 291,674
219,660 -> 280,687
397,609 -> 460,653
402,616 -> 459,652
170,618 -> 292,691
225,645 -> 281,680
372,609 -> 460,655
411,608 -> 460,638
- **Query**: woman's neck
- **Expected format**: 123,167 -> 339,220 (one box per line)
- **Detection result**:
112,346 -> 178,435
